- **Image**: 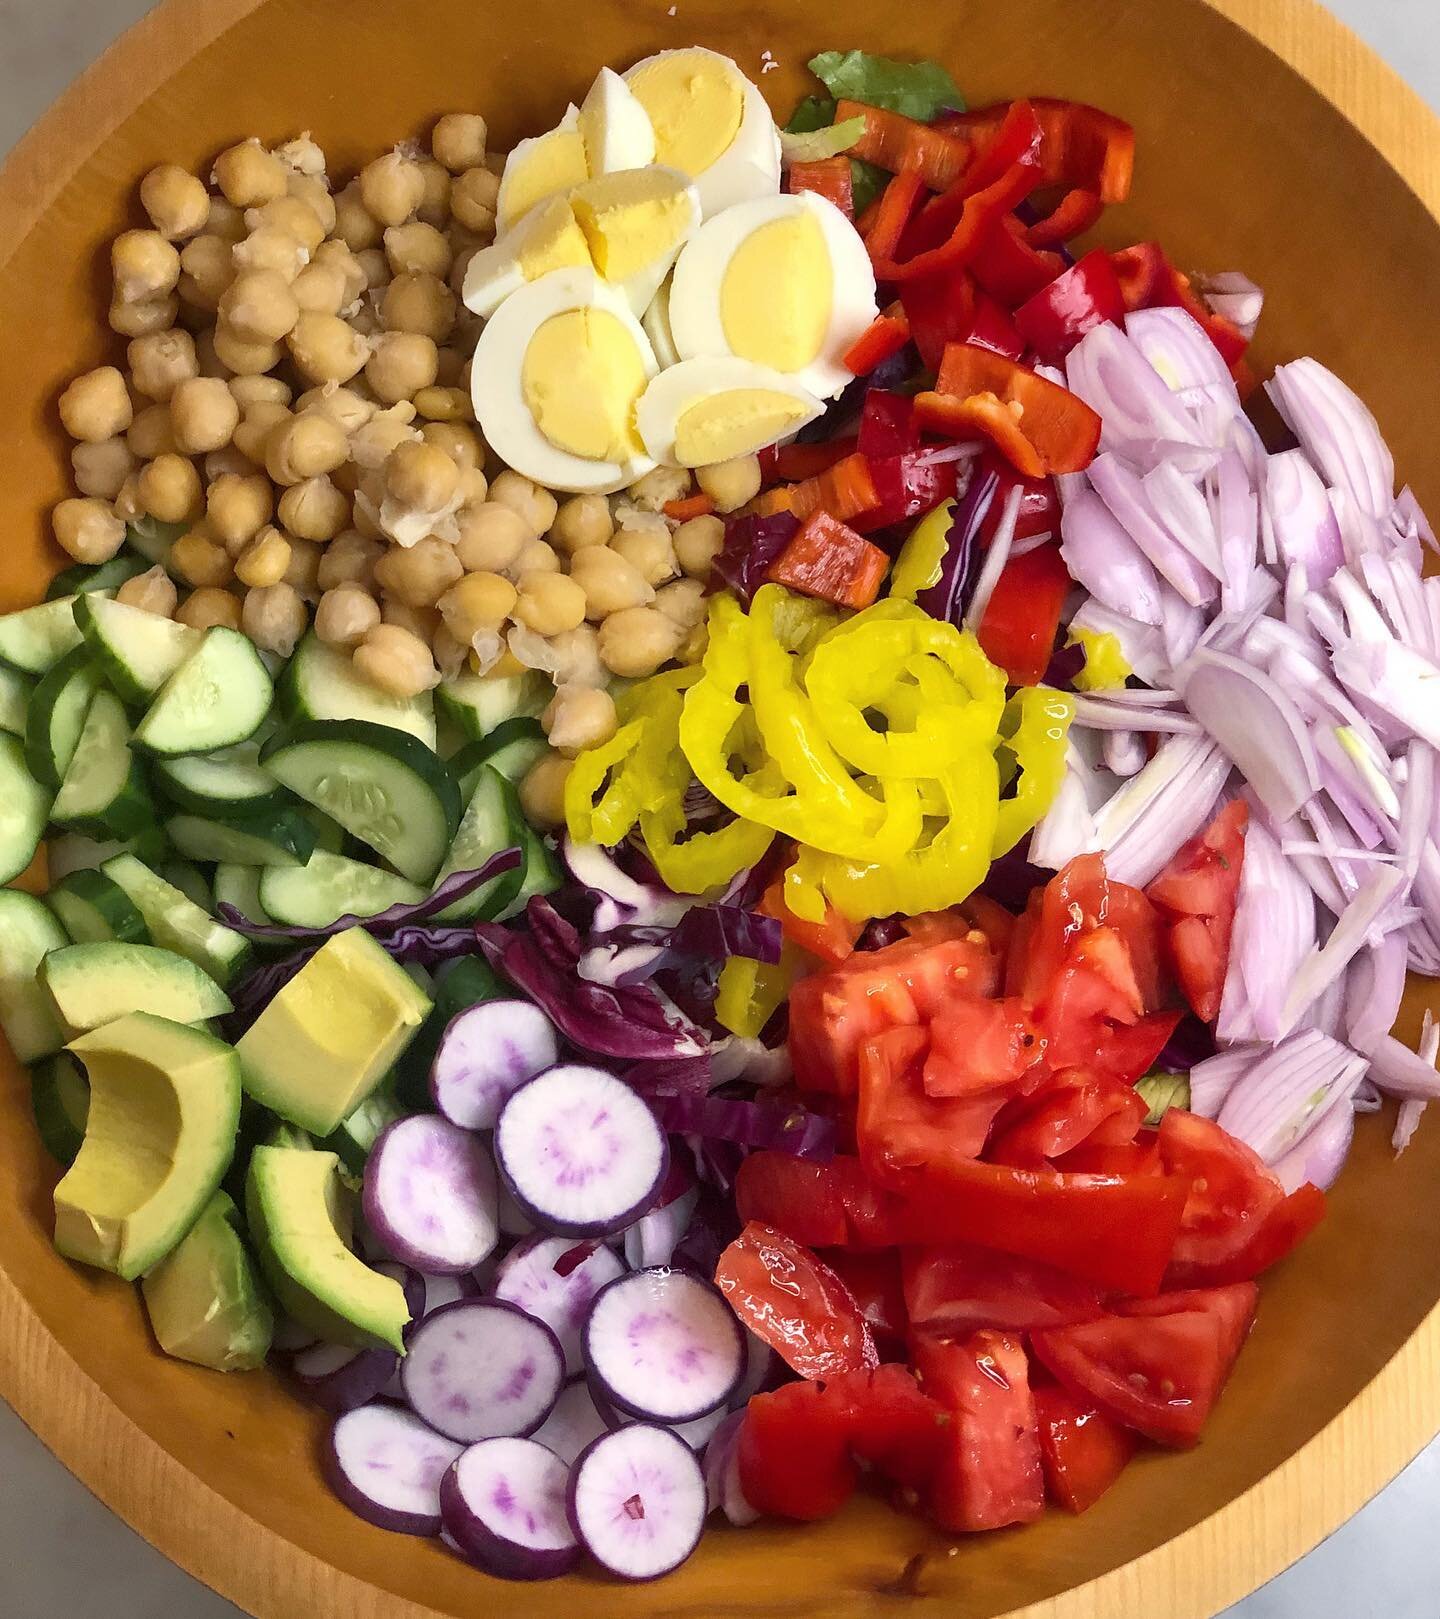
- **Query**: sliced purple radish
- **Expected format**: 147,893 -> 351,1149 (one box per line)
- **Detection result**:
494,1064 -> 667,1237
702,1411 -> 760,1526
623,1186 -> 698,1270
374,1260 -> 426,1340
493,1233 -> 626,1379
363,1114 -> 498,1275
584,1267 -> 743,1424
401,1298 -> 564,1444
731,1329 -> 779,1409
439,1437 -> 580,1580
530,1380 -> 610,1466
326,1402 -> 463,1535
567,1424 -> 707,1581
418,1269 -> 483,1318
431,999 -> 559,1130
591,1384 -> 729,1452
293,1339 -> 399,1414
496,1177 -> 537,1238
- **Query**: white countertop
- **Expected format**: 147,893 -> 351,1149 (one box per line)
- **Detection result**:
0,0 -> 1437,1613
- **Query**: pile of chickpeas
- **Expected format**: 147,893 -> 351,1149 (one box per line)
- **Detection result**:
50,116 -> 767,827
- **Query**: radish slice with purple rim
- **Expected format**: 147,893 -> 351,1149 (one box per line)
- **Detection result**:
530,1380 -> 610,1466
584,1267 -> 744,1424
497,1177 -> 537,1238
494,1064 -> 668,1237
293,1340 -> 399,1414
363,1115 -> 498,1275
418,1269 -> 482,1318
430,1000 -> 559,1130
591,1383 -> 729,1451
493,1234 -> 626,1378
730,1329 -> 778,1408
567,1424 -> 707,1581
401,1298 -> 564,1443
326,1403 -> 463,1535
439,1437 -> 581,1581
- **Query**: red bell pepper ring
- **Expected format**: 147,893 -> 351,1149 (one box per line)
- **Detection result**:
1013,248 -> 1126,363
975,447 -> 1059,544
785,155 -> 854,218
1111,241 -> 1250,367
766,507 -> 889,610
755,451 -> 879,524
938,98 -> 1136,204
856,390 -> 920,457
1026,187 -> 1105,248
866,168 -> 927,266
899,264 -> 976,371
976,543 -> 1073,687
841,303 -> 911,376
934,343 -> 1103,474
759,436 -> 859,485
836,98 -> 973,193
969,214 -> 1066,306
965,291 -> 1026,361
850,451 -> 960,534
915,390 -> 1044,479
871,160 -> 1041,284
899,100 -> 1044,261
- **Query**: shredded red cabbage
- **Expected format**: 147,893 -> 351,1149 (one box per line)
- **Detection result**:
711,512 -> 800,606
650,1093 -> 837,1161
668,904 -> 782,965
914,460 -> 1000,623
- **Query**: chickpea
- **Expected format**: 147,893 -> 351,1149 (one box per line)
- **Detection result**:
171,525 -> 235,587
314,582 -> 381,648
177,587 -> 243,631
110,293 -> 179,338
275,134 -> 328,180
234,525 -> 293,588
542,684 -> 618,758
514,538 -> 560,576
359,153 -> 424,228
177,234 -> 235,310
549,493 -> 613,556
192,327 -> 227,378
450,167 -> 499,234
128,328 -> 198,401
546,623 -> 605,687
365,331 -> 438,405
384,221 -> 451,279
354,622 -> 439,697
437,571 -> 516,644
71,436 -> 137,501
430,622 -> 468,678
116,564 -> 179,617
488,470 -> 556,538
413,385 -> 470,423
137,452 -> 202,522
290,259 -> 347,315
286,172 -> 337,236
612,525 -> 678,586
139,165 -> 210,240
454,501 -> 528,572
241,581 -> 309,656
205,446 -> 252,481
312,239 -> 367,308
317,529 -> 384,591
231,222 -> 309,281
597,605 -> 683,677
205,196 -> 248,244
374,534 -> 463,608
52,497 -> 126,564
674,512 -> 724,579
511,572 -> 585,637
287,312 -> 368,384
207,471 -> 274,551
432,113 -> 487,174
233,401 -> 292,463
386,440 -> 459,511
112,230 -> 181,302
298,383 -> 374,435
349,405 -> 418,470
457,466 -> 489,507
266,410 -> 348,485
627,465 -> 691,513
420,421 -> 482,473
113,473 -> 145,523
246,194 -> 326,255
229,373 -> 291,408
415,160 -> 452,228
212,139 -> 288,207
170,376 -> 240,454
568,545 -> 655,618
655,577 -> 707,630
218,268 -> 299,344
382,271 -> 455,342
212,323 -> 281,376
355,247 -> 391,291
277,475 -> 349,541
696,453 -> 762,514
283,536 -> 323,597
332,182 -> 382,252
127,402 -> 179,459
59,366 -> 133,442
519,751 -> 572,828
381,596 -> 440,640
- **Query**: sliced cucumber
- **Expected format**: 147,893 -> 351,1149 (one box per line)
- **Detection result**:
0,890 -> 68,1061
258,850 -> 425,928
0,594 -> 98,675
73,592 -> 203,708
133,627 -> 273,756
47,868 -> 150,945
261,720 -> 461,884
154,739 -> 285,817
50,688 -> 153,837
30,1052 -> 89,1165
102,852 -> 252,988
300,808 -> 346,854
213,864 -> 271,925
433,764 -> 527,921
279,632 -> 436,748
0,734 -> 52,883
451,715 -> 548,794
45,827 -> 168,883
41,941 -> 231,1033
434,669 -> 547,742
46,555 -> 147,601
391,955 -> 502,1111
501,813 -> 563,920
166,806 -> 318,868
161,859 -> 214,913
320,1083 -> 406,1175
125,516 -> 188,571
24,647 -> 102,789
0,663 -> 31,738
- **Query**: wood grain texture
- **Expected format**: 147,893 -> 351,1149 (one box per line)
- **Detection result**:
0,1 -> 1438,1616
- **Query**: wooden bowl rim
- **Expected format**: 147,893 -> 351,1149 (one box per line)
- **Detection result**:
1,2 -> 1439,1616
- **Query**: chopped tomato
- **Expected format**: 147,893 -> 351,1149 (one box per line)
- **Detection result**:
859,1024 -> 1009,1173
1014,853 -> 1111,1002
1167,1177 -> 1326,1288
767,508 -> 889,609
959,893 -> 1018,956
1033,1383 -> 1136,1512
912,1330 -> 1044,1531
1091,1009 -> 1184,1087
976,544 -> 1072,686
1146,800 -> 1248,1022
902,1243 -> 1103,1337
987,1070 -> 1147,1168
733,1154 -> 849,1247
820,1248 -> 908,1349
1157,1110 -> 1287,1280
922,996 -> 1042,1098
759,879 -> 860,966
1057,1136 -> 1163,1177
715,1222 -> 878,1380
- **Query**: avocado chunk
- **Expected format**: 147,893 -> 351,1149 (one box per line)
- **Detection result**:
245,1145 -> 408,1351
141,1189 -> 273,1371
54,1014 -> 241,1280
41,941 -> 232,1037
235,927 -> 430,1136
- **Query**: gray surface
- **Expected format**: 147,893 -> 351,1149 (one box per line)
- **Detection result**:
0,0 -> 1437,1614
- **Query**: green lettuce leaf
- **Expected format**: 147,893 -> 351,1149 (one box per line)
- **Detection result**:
1134,1071 -> 1191,1127
786,95 -> 838,135
807,51 -> 965,121
849,160 -> 888,216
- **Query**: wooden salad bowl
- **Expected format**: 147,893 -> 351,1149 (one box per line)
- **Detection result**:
0,0 -> 1437,1614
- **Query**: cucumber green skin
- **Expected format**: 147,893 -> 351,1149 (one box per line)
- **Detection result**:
434,765 -> 526,923
72,593 -> 200,708
277,633 -> 437,749
52,751 -> 154,840
154,750 -> 288,818
50,687 -> 155,840
47,868 -> 151,945
165,808 -> 319,868
261,720 -> 462,884
46,556 -> 147,601
132,628 -> 274,757
450,716 -> 546,795
0,664 -> 32,739
390,955 -> 502,1112
0,889 -> 69,1064
30,1054 -> 89,1166
0,734 -> 53,884
101,852 -> 251,989
25,647 -> 102,790
319,1085 -> 406,1175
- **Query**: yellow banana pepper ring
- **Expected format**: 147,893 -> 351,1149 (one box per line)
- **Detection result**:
993,686 -> 1075,856
563,720 -> 647,846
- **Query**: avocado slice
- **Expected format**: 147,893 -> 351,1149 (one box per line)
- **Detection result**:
245,1145 -> 408,1351
235,927 -> 431,1137
41,941 -> 232,1037
54,1014 -> 241,1280
141,1189 -> 273,1371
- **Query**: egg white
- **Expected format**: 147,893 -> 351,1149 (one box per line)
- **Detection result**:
641,275 -> 680,368
496,104 -> 587,232
570,167 -> 701,317
578,66 -> 656,175
635,355 -> 823,466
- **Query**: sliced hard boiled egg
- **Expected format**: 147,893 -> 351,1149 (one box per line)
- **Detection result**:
668,190 -> 878,400
470,267 -> 658,494
636,356 -> 823,467
570,166 -> 700,315
623,48 -> 780,218
641,276 -> 679,369
496,105 -> 590,232
461,194 -> 592,319
577,66 -> 656,175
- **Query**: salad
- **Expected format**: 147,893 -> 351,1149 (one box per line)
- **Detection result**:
4,38 -> 1438,1587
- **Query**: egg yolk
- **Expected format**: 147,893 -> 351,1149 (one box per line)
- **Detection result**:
499,127 -> 590,230
627,51 -> 744,180
514,196 -> 593,279
674,388 -> 814,466
571,171 -> 694,283
720,210 -> 833,374
522,307 -> 647,463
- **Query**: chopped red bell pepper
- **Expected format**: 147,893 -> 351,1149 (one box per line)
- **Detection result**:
836,98 -> 973,193
661,492 -> 715,522
1111,241 -> 1250,367
938,98 -> 1135,204
975,447 -> 1059,545
1013,248 -> 1126,364
976,542 -> 1072,686
933,343 -> 1102,474
866,168 -> 927,265
767,508 -> 889,609
850,450 -> 959,534
759,436 -> 859,485
856,390 -> 920,457
899,264 -> 977,371
841,303 -> 911,376
786,155 -> 854,218
755,451 -> 879,524
915,389 -> 1045,478
969,213 -> 1066,306
899,101 -> 1044,262
1026,187 -> 1104,248
966,292 -> 1026,360
871,160 -> 1041,284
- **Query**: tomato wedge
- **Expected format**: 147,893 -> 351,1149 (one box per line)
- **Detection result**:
859,1024 -> 1010,1173
820,1248 -> 908,1350
902,1243 -> 1104,1337
987,1069 -> 1148,1167
1157,1110 -> 1287,1279
1033,1382 -> 1136,1512
1146,800 -> 1248,1023
922,995 -> 1042,1098
759,877 -> 861,965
